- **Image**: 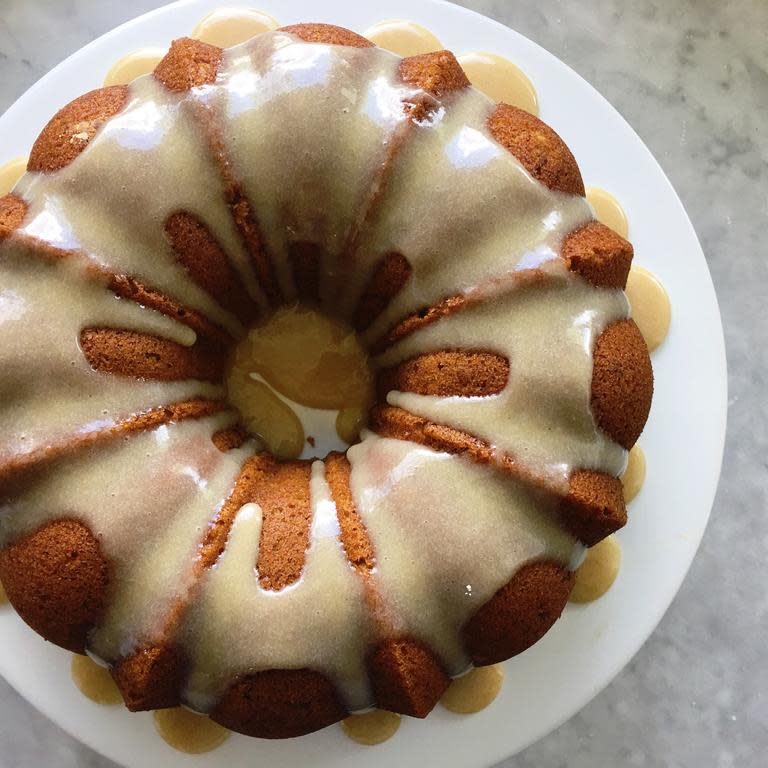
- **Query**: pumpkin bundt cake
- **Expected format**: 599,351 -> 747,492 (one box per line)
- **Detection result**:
0,23 -> 652,738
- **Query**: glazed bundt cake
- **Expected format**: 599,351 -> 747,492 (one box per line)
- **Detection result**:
0,23 -> 652,738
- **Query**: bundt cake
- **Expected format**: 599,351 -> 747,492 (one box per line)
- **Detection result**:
0,23 -> 653,738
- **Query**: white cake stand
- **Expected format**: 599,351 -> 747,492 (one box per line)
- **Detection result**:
0,1 -> 727,766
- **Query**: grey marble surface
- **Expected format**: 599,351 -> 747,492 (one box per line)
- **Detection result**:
0,0 -> 765,766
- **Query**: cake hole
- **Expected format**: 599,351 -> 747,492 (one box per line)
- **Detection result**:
226,303 -> 374,459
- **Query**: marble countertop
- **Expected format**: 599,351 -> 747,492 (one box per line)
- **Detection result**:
0,0 -> 765,766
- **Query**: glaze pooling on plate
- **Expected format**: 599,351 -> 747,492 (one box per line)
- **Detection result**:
103,48 -> 167,87
626,265 -> 672,351
569,535 -> 622,603
0,157 -> 27,195
153,708 -> 230,754
1,18 -> 651,745
192,6 -> 279,47
363,19 -> 443,56
440,664 -> 505,714
342,709 -> 401,745
70,655 -> 123,705
457,52 -> 538,115
586,187 -> 629,239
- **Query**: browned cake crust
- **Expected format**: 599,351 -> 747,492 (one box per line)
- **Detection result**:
368,638 -> 450,717
80,328 -> 224,382
462,560 -> 574,665
353,253 -> 413,331
399,50 -> 470,121
0,520 -> 109,653
211,425 -> 248,452
198,455 -> 271,567
488,103 -> 585,196
279,23 -> 373,48
378,350 -> 509,398
0,194 -> 27,239
28,86 -> 128,173
560,470 -> 626,546
154,38 -> 221,92
249,456 -> 313,591
211,669 -> 346,738
165,212 -> 258,323
563,221 -> 633,290
399,50 -> 470,97
289,242 -> 322,303
591,319 -> 653,449
324,452 -> 374,571
112,645 -> 186,711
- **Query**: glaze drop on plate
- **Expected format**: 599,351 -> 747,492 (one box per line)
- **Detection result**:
440,663 -> 505,714
71,655 -> 123,705
569,535 -> 622,603
192,7 -> 279,47
0,157 -> 28,196
104,48 -> 167,86
625,265 -> 672,352
457,52 -> 538,115
363,19 -> 442,56
341,709 -> 401,745
586,187 -> 629,239
153,708 -> 230,754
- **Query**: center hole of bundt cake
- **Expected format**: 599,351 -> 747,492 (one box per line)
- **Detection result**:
226,302 -> 374,460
